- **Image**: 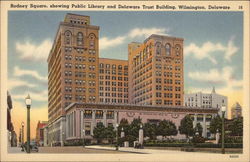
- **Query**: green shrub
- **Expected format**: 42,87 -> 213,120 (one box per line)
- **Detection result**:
195,143 -> 242,148
192,135 -> 206,143
144,142 -> 242,148
219,136 -> 243,143
64,139 -> 84,146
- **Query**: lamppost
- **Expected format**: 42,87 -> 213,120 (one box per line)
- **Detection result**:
21,122 -> 24,145
116,123 -> 119,151
221,106 -> 226,154
25,94 -> 31,153
82,129 -> 85,147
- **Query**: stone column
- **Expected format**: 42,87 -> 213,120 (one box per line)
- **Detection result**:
139,126 -> 143,146
202,114 -> 207,137
194,114 -> 197,126
70,113 -> 73,137
66,115 -> 69,138
73,111 -> 75,137
103,110 -> 107,127
215,129 -> 220,144
80,110 -> 84,138
61,116 -> 66,146
114,110 -> 118,128
91,110 -> 96,135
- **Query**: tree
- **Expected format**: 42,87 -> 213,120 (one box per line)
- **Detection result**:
179,115 -> 194,138
157,120 -> 178,138
194,123 -> 203,136
210,115 -> 222,134
105,125 -> 116,143
118,118 -> 130,137
229,117 -> 243,136
143,123 -> 157,140
128,117 -> 142,138
93,122 -> 106,143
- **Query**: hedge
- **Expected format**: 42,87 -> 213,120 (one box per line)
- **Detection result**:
144,142 -> 242,148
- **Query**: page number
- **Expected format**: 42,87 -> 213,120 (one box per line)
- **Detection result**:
239,6 -> 243,9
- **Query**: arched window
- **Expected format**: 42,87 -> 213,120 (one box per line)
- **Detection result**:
166,43 -> 171,56
89,33 -> 96,49
175,44 -> 181,56
155,42 -> 161,55
77,32 -> 83,46
65,30 -> 72,45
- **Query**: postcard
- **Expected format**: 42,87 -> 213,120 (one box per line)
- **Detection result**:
1,0 -> 249,161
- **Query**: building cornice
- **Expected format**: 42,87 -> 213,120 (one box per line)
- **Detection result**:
65,102 -> 219,114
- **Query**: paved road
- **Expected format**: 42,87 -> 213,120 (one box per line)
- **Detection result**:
8,147 -> 27,154
85,145 -> 227,154
39,146 -> 131,154
8,146 -> 131,154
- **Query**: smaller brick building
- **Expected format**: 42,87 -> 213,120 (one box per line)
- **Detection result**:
35,121 -> 48,146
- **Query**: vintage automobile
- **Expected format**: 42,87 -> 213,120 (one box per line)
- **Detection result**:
21,141 -> 39,152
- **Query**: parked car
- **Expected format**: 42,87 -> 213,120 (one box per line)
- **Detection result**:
21,141 -> 39,152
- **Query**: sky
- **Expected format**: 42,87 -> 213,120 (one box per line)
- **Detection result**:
7,11 -> 243,139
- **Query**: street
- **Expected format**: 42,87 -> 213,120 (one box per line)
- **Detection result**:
8,146 -> 131,154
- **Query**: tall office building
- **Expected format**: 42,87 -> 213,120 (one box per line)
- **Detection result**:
184,87 -> 228,118
99,58 -> 129,104
128,35 -> 184,106
47,13 -> 99,143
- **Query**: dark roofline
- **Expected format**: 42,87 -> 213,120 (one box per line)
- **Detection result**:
99,57 -> 128,62
66,13 -> 90,18
144,34 -> 184,44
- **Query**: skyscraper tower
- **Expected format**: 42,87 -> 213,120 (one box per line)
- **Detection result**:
47,14 -> 100,144
128,34 -> 184,106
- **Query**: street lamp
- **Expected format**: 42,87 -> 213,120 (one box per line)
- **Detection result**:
116,123 -> 119,151
25,94 -> 31,153
82,129 -> 85,147
21,122 -> 24,144
221,106 -> 226,154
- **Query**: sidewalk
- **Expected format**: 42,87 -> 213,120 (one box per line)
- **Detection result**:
85,145 -> 212,154
8,147 -> 26,154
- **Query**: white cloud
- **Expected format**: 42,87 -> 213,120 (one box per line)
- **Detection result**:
225,36 -> 239,61
15,39 -> 52,61
13,66 -> 47,82
188,66 -> 243,91
12,90 -> 48,102
185,37 -> 239,64
8,78 -> 36,90
128,27 -> 167,38
99,36 -> 126,50
100,27 -> 169,50
188,68 -> 222,83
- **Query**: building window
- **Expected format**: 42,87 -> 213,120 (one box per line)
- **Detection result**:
77,32 -> 83,46
84,122 -> 91,135
84,110 -> 92,118
155,42 -> 161,55
106,111 -> 114,119
95,110 -> 103,119
166,43 -> 171,56
65,30 -> 72,45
